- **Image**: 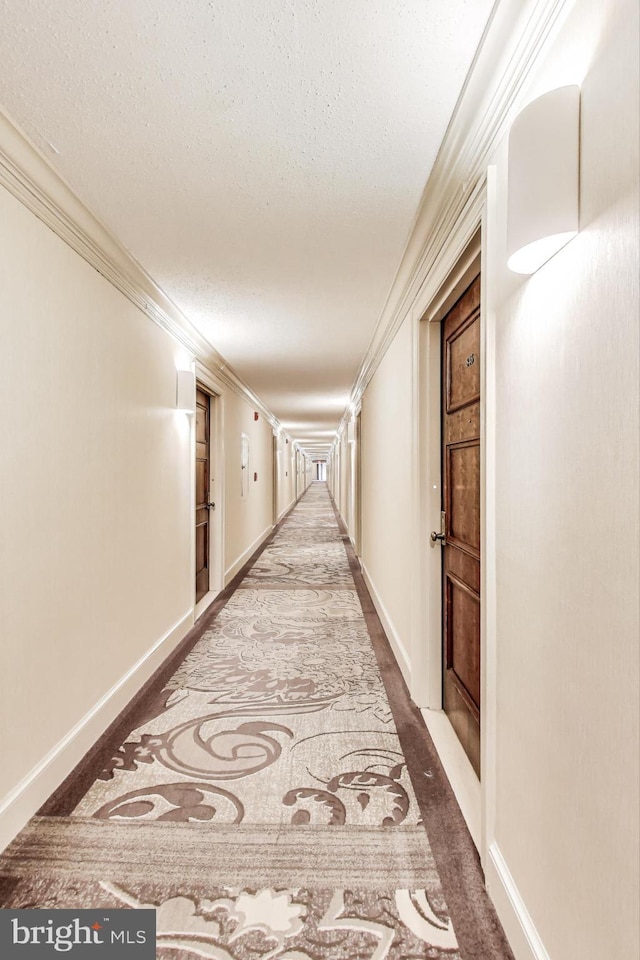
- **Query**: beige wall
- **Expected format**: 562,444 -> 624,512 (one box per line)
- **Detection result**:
329,431 -> 345,522
223,397 -> 275,581
275,434 -> 297,520
487,0 -> 639,955
0,183 -> 192,824
360,316 -> 414,676
332,425 -> 358,542
339,431 -> 350,529
296,449 -> 310,498
327,443 -> 338,506
0,178 -> 284,849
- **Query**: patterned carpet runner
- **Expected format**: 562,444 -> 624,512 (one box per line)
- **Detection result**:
0,484 -> 508,959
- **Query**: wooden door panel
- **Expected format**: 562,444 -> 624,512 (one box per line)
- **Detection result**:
196,406 -> 207,445
447,576 -> 481,712
196,523 -> 207,574
447,311 -> 480,412
445,405 -> 480,444
441,274 -> 481,778
195,387 -> 210,604
446,547 -> 480,595
447,442 -> 480,555
195,460 -> 207,504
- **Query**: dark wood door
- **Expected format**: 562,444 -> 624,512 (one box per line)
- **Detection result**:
442,275 -> 481,777
195,387 -> 211,604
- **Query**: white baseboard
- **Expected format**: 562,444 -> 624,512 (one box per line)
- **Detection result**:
224,524 -> 274,584
0,610 -> 193,854
359,560 -> 412,687
486,842 -> 551,960
277,501 -> 294,522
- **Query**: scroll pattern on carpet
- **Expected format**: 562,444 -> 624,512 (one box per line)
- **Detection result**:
0,484 -> 460,959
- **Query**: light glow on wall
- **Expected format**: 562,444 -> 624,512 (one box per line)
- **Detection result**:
507,230 -> 578,275
507,86 -> 580,275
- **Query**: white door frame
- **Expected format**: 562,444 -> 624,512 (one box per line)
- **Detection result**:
354,410 -> 362,555
411,230 -> 482,709
272,430 -> 279,525
409,201 -> 497,862
193,362 -> 226,619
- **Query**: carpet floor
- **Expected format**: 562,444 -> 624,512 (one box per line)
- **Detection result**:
0,484 -> 513,960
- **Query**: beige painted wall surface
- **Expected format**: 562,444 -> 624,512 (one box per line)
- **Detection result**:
275,434 -> 297,520
490,0 -> 639,955
339,431 -> 350,531
361,315 -> 414,673
0,184 -> 192,803
328,443 -> 340,511
223,399 -> 275,580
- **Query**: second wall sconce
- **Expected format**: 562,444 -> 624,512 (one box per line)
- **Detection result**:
176,369 -> 196,414
507,85 -> 580,275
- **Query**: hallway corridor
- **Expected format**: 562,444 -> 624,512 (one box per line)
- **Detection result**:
0,484 -> 511,959
1,3 -> 638,956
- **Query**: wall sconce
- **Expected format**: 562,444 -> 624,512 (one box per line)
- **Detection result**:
507,85 -> 580,275
176,369 -> 195,414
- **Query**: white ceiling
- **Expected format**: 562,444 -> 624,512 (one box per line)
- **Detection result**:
0,0 -> 494,455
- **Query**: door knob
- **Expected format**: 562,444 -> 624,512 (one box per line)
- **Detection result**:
430,531 -> 445,544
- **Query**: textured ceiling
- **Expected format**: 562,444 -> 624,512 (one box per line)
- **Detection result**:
0,0 -> 494,454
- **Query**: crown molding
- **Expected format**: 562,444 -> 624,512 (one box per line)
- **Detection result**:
0,0 -> 572,439
0,110 -> 280,431
348,0 -> 574,409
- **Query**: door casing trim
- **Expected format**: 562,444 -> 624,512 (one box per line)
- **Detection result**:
194,363 -> 226,605
411,215 -> 491,861
411,231 -> 482,714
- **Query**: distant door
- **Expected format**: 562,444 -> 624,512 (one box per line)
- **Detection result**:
441,275 -> 481,777
195,387 -> 211,603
